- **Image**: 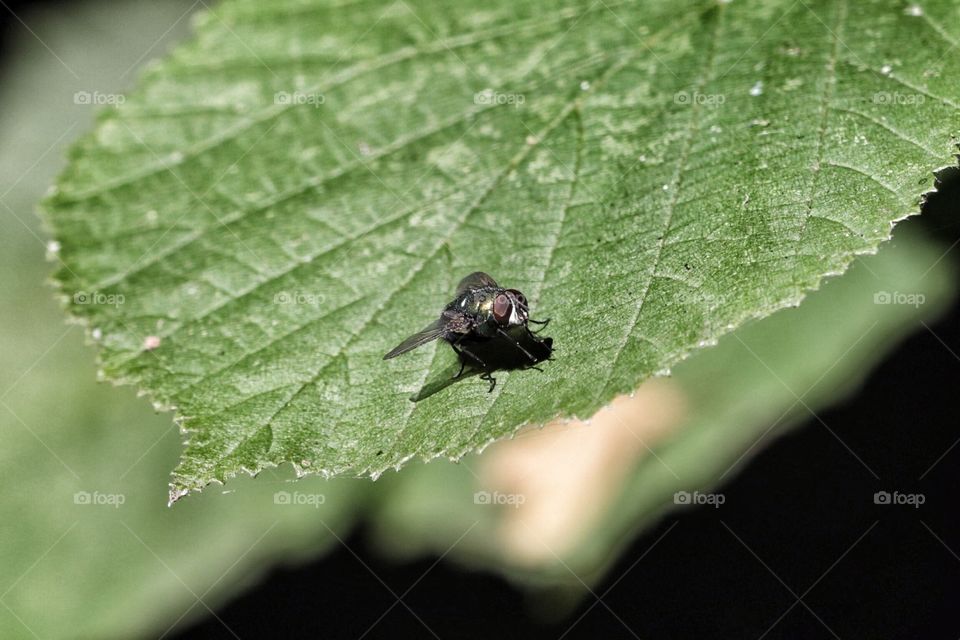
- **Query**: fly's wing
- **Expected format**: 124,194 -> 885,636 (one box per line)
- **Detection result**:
455,272 -> 498,296
383,319 -> 446,359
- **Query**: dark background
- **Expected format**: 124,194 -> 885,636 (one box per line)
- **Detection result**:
3,1 -> 958,638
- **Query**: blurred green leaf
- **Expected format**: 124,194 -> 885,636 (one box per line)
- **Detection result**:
40,0 -> 960,499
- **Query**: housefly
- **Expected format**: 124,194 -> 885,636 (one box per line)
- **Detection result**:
383,272 -> 553,391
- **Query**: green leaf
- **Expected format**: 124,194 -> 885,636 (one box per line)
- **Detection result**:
42,0 -> 960,499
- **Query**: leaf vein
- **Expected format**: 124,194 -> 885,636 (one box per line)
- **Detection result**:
598,6 -> 725,399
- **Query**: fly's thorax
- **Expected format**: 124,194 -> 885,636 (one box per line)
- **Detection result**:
449,287 -> 497,317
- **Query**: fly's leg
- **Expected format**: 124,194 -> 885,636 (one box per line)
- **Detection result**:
449,340 -> 467,379
479,372 -> 497,393
450,337 -> 487,377
458,344 -> 487,370
528,317 -> 550,333
524,326 -> 557,359
495,327 -> 538,364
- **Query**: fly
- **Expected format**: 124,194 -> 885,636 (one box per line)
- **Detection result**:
383,272 -> 553,391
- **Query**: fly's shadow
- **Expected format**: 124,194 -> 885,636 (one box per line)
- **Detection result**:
410,324 -> 553,402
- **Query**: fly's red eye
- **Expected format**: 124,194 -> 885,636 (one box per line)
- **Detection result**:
492,293 -> 512,325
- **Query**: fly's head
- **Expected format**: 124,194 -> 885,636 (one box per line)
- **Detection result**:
492,288 -> 529,328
